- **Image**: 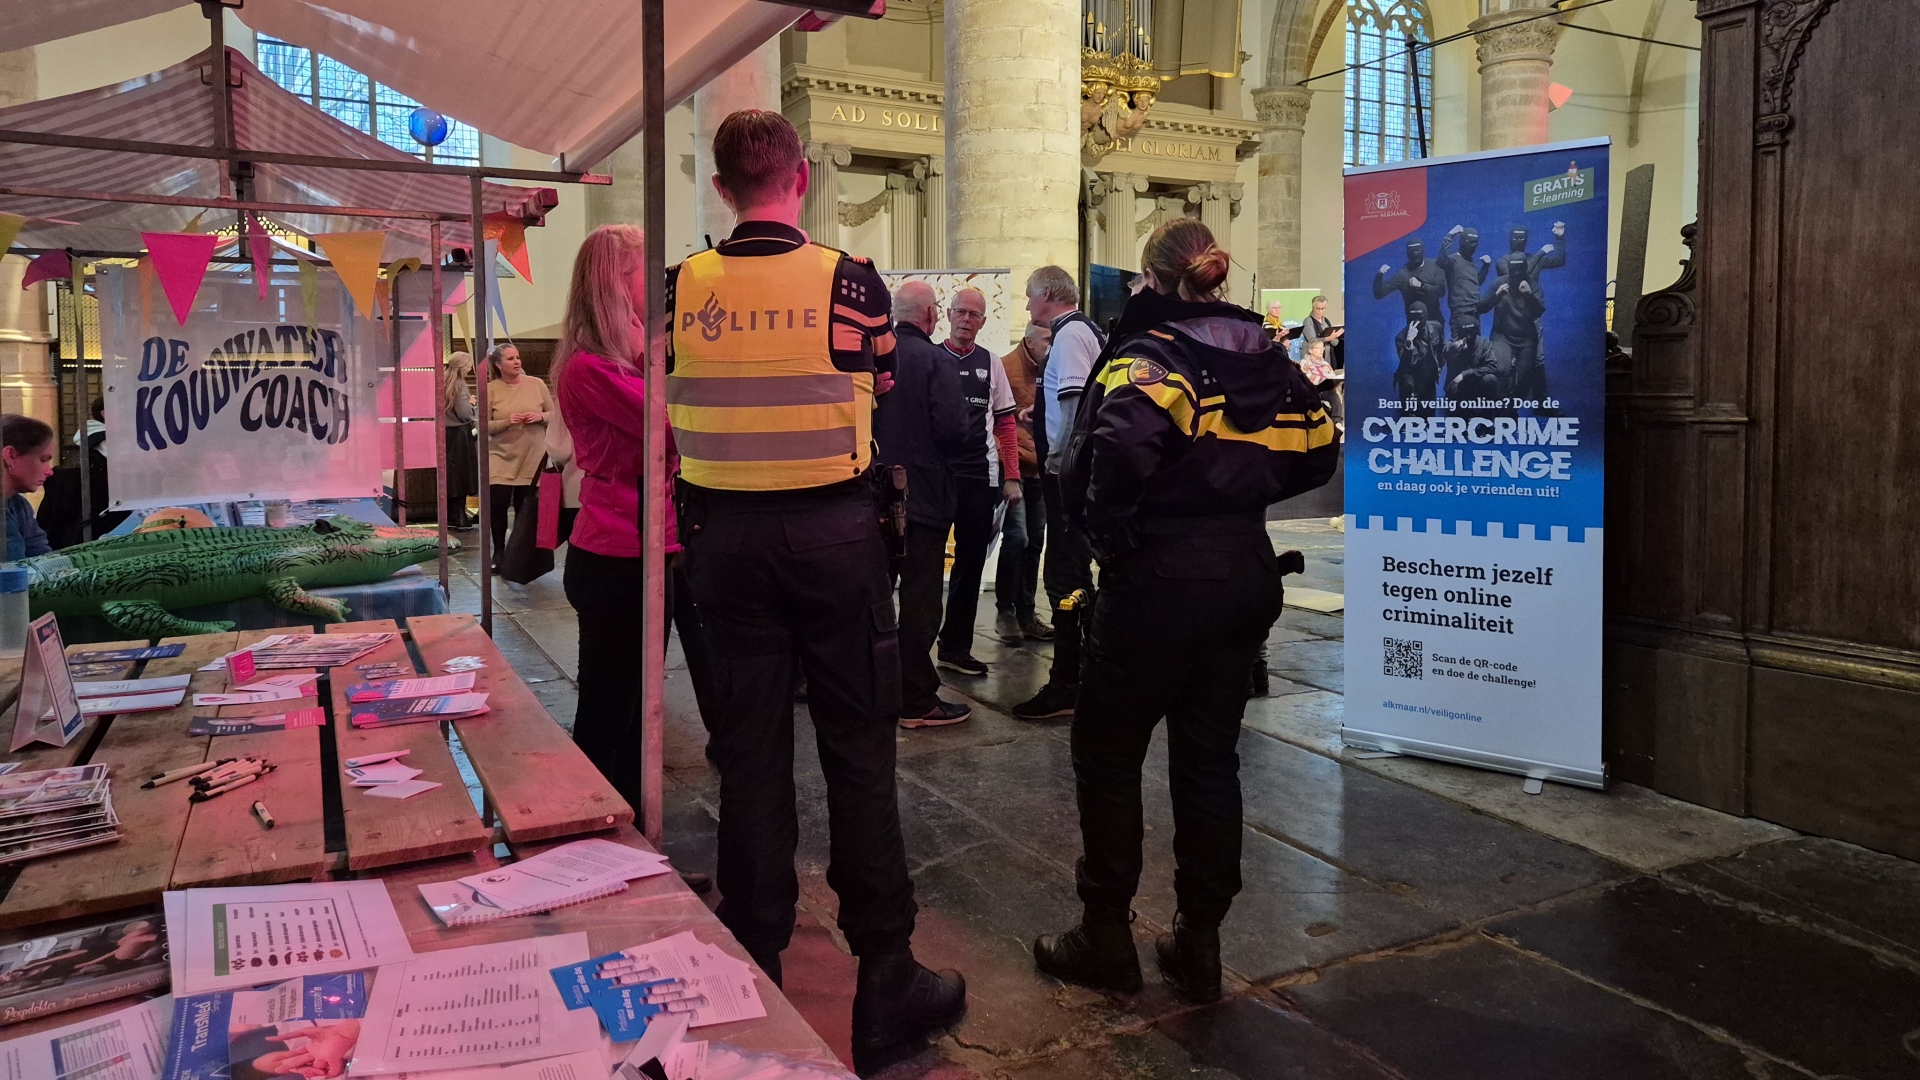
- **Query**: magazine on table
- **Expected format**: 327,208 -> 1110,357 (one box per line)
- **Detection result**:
348,693 -> 490,729
163,972 -> 368,1080
0,995 -> 172,1080
0,910 -> 166,1026
343,673 -> 476,703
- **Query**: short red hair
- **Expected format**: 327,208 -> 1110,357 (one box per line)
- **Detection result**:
712,110 -> 804,207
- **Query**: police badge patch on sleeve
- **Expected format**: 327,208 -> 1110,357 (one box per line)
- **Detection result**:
1128,358 -> 1169,385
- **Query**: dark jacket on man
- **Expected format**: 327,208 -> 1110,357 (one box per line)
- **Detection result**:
873,321 -> 970,529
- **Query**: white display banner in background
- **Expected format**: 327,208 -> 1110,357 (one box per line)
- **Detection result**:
99,268 -> 385,508
880,269 -> 1013,354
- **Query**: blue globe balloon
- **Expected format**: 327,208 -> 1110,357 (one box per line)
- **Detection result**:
408,107 -> 450,147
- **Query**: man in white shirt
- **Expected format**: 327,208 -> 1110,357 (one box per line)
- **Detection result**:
1013,266 -> 1103,721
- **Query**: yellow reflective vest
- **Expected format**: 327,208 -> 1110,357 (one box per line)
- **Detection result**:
667,244 -> 875,491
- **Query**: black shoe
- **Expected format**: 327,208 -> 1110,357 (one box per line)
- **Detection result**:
1249,663 -> 1269,699
1154,914 -> 1222,1004
1033,916 -> 1142,993
678,870 -> 712,895
850,952 -> 966,1077
1011,682 -> 1077,721
899,699 -> 971,729
936,651 -> 989,676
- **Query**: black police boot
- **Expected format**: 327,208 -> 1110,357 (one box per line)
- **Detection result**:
1154,914 -> 1222,1004
1032,909 -> 1142,993
745,946 -> 783,990
1248,660 -> 1269,699
849,952 -> 967,1077
1013,591 -> 1086,721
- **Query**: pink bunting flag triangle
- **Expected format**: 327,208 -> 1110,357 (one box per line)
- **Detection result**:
20,250 -> 70,291
142,231 -> 221,325
245,213 -> 274,298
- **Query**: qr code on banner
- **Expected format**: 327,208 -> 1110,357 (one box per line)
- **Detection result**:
1384,638 -> 1423,679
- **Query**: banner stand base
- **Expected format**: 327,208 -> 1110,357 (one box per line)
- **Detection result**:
1339,727 -> 1608,791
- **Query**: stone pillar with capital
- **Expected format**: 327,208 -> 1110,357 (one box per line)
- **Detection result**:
1470,3 -> 1562,150
0,49 -> 53,427
946,0 -> 1081,314
691,41 -> 782,243
1092,172 -> 1147,271
1252,86 -> 1313,289
886,171 -> 923,269
915,157 -> 947,268
1186,182 -> 1244,255
802,142 -> 851,245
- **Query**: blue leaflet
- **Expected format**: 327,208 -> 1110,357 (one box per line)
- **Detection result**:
164,972 -> 368,1080
589,986 -> 663,1043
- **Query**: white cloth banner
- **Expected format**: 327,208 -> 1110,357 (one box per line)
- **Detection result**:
98,268 -> 385,509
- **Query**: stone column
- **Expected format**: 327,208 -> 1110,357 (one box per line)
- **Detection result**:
886,171 -> 923,269
692,41 -> 782,244
945,0 -> 1081,306
1251,86 -> 1312,288
0,49 -> 52,427
915,157 -> 947,268
1186,182 -> 1244,254
1091,172 -> 1146,270
1470,4 -> 1562,150
802,142 -> 850,246
584,139 -> 647,230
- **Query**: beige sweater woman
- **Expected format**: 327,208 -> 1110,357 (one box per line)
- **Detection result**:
487,374 -> 554,485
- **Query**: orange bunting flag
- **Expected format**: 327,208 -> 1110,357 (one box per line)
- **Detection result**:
141,232 -> 221,324
312,231 -> 387,319
0,213 -> 24,259
484,213 -> 532,283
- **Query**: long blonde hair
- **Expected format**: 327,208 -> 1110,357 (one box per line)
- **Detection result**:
552,224 -> 647,389
443,351 -> 473,415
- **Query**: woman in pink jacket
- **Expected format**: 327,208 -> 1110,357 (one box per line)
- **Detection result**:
551,224 -> 707,812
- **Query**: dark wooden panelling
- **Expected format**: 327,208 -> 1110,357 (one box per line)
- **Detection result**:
1768,1 -> 1920,651
1749,666 -> 1920,861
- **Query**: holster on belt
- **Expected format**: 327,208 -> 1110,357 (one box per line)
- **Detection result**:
870,465 -> 909,569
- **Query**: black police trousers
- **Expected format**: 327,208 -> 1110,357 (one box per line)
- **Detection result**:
1071,524 -> 1283,927
681,480 -> 917,960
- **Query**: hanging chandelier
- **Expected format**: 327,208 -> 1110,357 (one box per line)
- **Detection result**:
1082,0 -> 1160,160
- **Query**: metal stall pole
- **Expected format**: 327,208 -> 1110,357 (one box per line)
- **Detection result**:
430,223 -> 450,597
389,270 -> 406,526
1407,36 -> 1429,159
203,2 -> 234,200
68,254 -> 91,542
638,0 -> 668,842
469,178 -> 494,635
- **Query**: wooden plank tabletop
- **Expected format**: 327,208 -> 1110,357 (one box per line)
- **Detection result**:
0,640 -> 148,775
0,634 -> 237,931
328,621 -> 489,871
407,613 -> 631,843
168,630 -> 328,889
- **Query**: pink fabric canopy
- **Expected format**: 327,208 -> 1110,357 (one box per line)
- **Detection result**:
0,48 -> 553,258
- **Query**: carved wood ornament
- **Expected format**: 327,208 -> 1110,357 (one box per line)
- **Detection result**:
1753,0 -> 1838,145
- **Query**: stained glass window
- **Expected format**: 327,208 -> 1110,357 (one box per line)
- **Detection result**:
1345,0 -> 1433,167
257,36 -> 481,166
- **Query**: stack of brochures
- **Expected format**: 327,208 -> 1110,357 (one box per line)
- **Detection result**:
348,692 -> 491,728
418,838 -> 672,926
235,632 -> 392,669
0,765 -> 120,865
0,909 -> 166,1026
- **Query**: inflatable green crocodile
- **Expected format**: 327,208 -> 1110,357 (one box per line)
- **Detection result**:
25,518 -> 450,638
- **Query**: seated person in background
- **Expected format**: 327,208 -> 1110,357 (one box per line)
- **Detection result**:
39,399 -> 128,549
1296,337 -> 1344,431
3,414 -> 54,560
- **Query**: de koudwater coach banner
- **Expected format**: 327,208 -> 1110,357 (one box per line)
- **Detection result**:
1340,137 -> 1609,788
98,268 -> 384,509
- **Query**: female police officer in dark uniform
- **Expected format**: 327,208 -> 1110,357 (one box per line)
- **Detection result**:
1033,218 -> 1339,1002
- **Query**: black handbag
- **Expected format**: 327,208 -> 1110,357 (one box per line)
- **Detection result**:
497,457 -> 558,584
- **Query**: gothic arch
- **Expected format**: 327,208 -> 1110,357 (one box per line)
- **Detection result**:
1264,0 -> 1332,87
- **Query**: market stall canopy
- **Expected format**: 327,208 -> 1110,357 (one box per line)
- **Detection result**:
0,48 -> 553,258
0,0 -> 805,173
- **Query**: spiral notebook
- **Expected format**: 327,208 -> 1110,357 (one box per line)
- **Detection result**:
417,837 -> 673,926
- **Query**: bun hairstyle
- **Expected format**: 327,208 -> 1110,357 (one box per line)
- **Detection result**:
1141,217 -> 1230,302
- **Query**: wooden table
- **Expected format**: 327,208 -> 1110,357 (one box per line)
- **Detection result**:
0,615 -> 839,1071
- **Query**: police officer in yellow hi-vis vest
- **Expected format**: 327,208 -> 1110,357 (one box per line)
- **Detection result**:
666,110 -> 965,1077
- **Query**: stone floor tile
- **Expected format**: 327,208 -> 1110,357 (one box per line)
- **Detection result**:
1149,994 -> 1407,1079
507,607 -> 581,680
946,647 -> 1054,714
1273,607 -> 1346,641
1265,624 -> 1325,646
778,909 -> 859,1069
1236,731 -> 1626,920
1242,690 -> 1346,756
910,839 -> 1080,959
1486,876 -> 1920,1078
1283,935 -> 1770,1080
1133,827 -> 1461,984
1665,836 -> 1920,963
897,734 -> 1086,872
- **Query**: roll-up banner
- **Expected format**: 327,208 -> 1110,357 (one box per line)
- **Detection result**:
1340,138 -> 1609,789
